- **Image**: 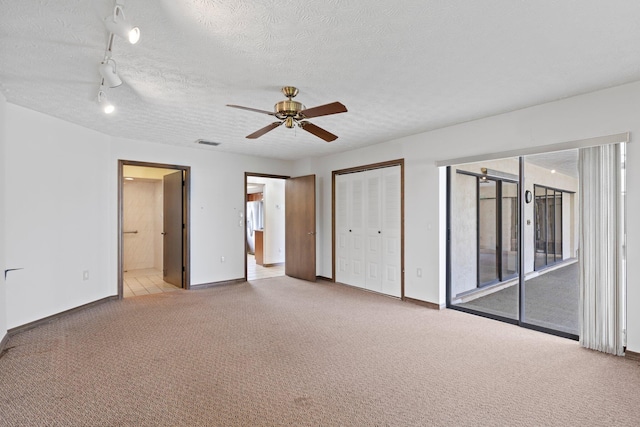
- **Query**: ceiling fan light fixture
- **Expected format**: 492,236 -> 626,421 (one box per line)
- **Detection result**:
105,4 -> 140,45
99,58 -> 122,88
284,117 -> 295,128
227,87 -> 347,142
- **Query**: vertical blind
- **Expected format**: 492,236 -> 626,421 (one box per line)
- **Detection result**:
578,143 -> 625,355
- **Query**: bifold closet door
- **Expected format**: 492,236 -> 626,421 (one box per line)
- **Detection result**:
335,166 -> 401,297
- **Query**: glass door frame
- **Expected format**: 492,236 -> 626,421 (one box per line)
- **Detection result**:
446,158 -> 579,340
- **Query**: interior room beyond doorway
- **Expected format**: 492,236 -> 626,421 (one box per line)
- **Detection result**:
120,163 -> 189,297
246,175 -> 286,281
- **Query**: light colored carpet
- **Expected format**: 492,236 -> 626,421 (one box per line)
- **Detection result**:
1,276 -> 639,426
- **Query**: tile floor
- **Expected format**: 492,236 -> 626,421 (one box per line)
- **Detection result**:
124,258 -> 283,297
247,254 -> 285,281
123,268 -> 181,298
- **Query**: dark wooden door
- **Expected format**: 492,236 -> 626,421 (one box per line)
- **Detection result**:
163,171 -> 183,287
285,175 -> 316,282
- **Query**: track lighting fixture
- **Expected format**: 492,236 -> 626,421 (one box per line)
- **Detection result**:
105,4 -> 140,45
99,58 -> 122,88
98,89 -> 115,114
96,2 -> 140,115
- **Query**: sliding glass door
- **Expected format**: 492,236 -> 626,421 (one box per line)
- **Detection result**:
447,151 -> 580,338
523,156 -> 578,336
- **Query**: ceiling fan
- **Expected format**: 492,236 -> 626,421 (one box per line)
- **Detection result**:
227,86 -> 347,142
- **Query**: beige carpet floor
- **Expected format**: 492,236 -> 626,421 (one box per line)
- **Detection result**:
1,276 -> 639,426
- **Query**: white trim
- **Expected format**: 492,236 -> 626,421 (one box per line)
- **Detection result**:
435,132 -> 630,167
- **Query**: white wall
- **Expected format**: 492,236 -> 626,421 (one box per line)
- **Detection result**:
297,81 -> 640,353
3,105 -> 293,329
0,92 -> 7,340
5,104 -> 111,329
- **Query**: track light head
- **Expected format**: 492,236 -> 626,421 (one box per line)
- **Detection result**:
105,5 -> 140,44
99,58 -> 122,88
98,89 -> 115,114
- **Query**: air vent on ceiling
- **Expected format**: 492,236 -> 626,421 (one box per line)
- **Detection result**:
196,139 -> 221,146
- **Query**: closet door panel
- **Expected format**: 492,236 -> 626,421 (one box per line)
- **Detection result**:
381,166 -> 402,297
365,170 -> 382,291
348,174 -> 366,288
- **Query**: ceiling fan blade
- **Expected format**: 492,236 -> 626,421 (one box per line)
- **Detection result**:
227,104 -> 276,116
300,101 -> 347,119
299,121 -> 338,142
246,122 -> 282,139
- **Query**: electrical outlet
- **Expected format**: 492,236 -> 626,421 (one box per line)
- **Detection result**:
220,256 -> 225,263
83,270 -> 89,281
416,268 -> 422,278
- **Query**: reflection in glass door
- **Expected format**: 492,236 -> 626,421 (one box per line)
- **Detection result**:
501,181 -> 518,280
534,185 -> 564,271
449,159 -> 520,322
523,156 -> 578,337
478,179 -> 498,285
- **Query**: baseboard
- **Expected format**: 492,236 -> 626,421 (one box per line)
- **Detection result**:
263,262 -> 284,267
191,278 -> 245,290
403,296 -> 443,310
316,276 -> 333,282
625,350 -> 640,361
0,332 -> 9,354
8,295 -> 118,337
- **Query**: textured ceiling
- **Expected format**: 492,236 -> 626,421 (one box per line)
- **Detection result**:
526,150 -> 578,178
2,1 -> 640,160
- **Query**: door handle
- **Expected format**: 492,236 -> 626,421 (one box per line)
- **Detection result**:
307,231 -> 316,235
161,232 -> 166,235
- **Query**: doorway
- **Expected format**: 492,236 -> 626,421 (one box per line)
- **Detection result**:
245,174 -> 287,281
118,160 -> 190,298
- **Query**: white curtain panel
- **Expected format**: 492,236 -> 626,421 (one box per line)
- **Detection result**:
578,143 -> 625,355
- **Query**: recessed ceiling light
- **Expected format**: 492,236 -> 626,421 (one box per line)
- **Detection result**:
551,169 -> 556,174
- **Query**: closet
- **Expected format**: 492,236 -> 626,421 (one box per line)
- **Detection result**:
335,165 -> 401,297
